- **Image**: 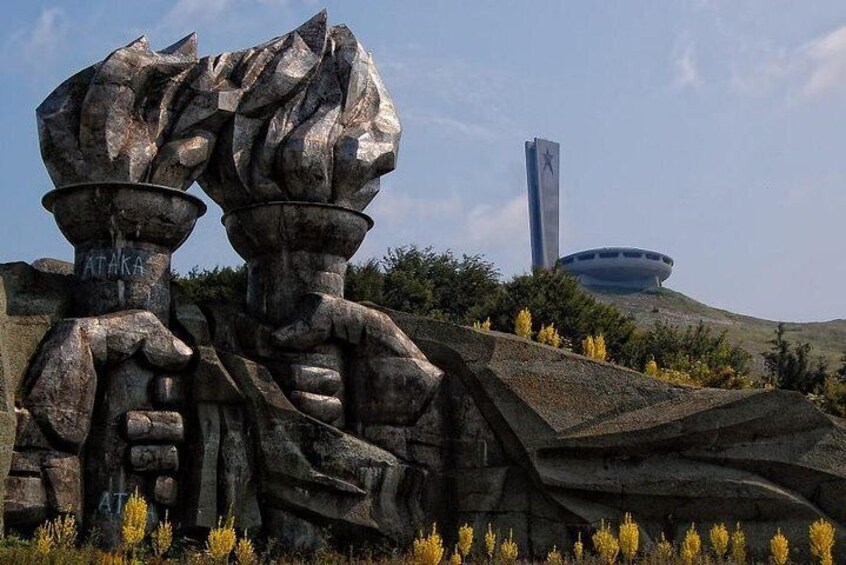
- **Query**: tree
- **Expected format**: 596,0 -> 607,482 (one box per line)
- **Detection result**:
762,323 -> 824,394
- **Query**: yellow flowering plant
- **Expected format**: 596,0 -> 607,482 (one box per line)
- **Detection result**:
207,513 -> 237,562
515,308 -> 532,339
809,518 -> 835,565
573,532 -> 584,562
499,529 -> 518,565
458,523 -> 474,558
770,529 -> 789,565
618,513 -> 639,563
709,523 -> 728,559
413,523 -> 445,565
592,520 -> 620,565
151,511 -> 173,558
731,523 -> 746,565
680,524 -> 701,565
546,545 -> 563,565
485,523 -> 497,561
121,488 -> 148,553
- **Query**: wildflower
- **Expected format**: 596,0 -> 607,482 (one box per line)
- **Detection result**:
655,533 -> 673,561
413,523 -> 445,565
770,529 -> 789,565
458,523 -> 474,558
450,545 -> 462,565
121,488 -> 148,552
680,524 -> 701,565
731,523 -> 746,565
485,523 -> 497,561
51,513 -> 78,549
709,523 -> 728,559
582,335 -> 595,358
152,511 -> 173,558
645,359 -> 659,377
481,318 -> 492,331
537,324 -> 562,348
98,552 -> 126,565
235,534 -> 258,565
207,513 -> 237,562
34,523 -> 52,555
499,529 -> 518,565
594,334 -> 607,361
546,545 -> 563,565
592,520 -> 620,565
515,308 -> 533,339
573,532 -> 584,562
618,513 -> 639,563
809,518 -> 835,565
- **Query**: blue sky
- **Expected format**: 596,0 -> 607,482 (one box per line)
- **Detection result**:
1,1 -> 845,322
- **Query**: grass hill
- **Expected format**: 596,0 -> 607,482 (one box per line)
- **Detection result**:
588,286 -> 846,376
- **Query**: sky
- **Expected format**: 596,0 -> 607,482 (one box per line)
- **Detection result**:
1,1 -> 845,322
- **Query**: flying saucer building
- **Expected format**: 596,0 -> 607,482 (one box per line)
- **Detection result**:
559,247 -> 673,289
525,138 -> 673,290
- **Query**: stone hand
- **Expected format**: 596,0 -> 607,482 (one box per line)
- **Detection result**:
8,311 -> 191,525
272,293 -> 442,427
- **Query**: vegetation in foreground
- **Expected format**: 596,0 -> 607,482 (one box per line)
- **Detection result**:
4,497 -> 838,565
175,245 -> 846,418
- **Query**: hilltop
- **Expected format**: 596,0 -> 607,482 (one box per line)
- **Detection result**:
588,286 -> 846,375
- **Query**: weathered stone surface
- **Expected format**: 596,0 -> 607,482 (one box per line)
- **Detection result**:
4,476 -> 47,525
125,411 -> 184,442
184,402 -> 220,528
14,408 -> 50,449
154,476 -> 177,507
219,406 -> 261,529
386,308 -> 846,556
42,452 -> 82,516
37,35 -> 202,190
194,346 -> 243,403
22,312 -> 191,450
154,376 -> 182,406
129,445 -> 179,472
31,258 -> 74,276
219,351 -> 426,544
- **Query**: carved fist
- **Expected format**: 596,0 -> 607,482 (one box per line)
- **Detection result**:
6,311 -> 191,527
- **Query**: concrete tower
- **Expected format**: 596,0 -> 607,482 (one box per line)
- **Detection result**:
525,138 -> 560,269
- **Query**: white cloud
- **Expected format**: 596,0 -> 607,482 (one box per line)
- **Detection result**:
403,111 -> 500,142
465,195 -> 528,250
159,0 -> 234,33
673,41 -> 702,90
729,23 -> 846,100
370,191 -> 462,226
801,25 -> 846,98
5,7 -> 69,67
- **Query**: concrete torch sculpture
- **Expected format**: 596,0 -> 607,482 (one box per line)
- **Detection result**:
3,10 -> 845,560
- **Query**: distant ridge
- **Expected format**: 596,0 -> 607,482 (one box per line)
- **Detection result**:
588,286 -> 846,376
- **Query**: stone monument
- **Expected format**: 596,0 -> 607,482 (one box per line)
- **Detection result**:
0,11 -> 844,559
